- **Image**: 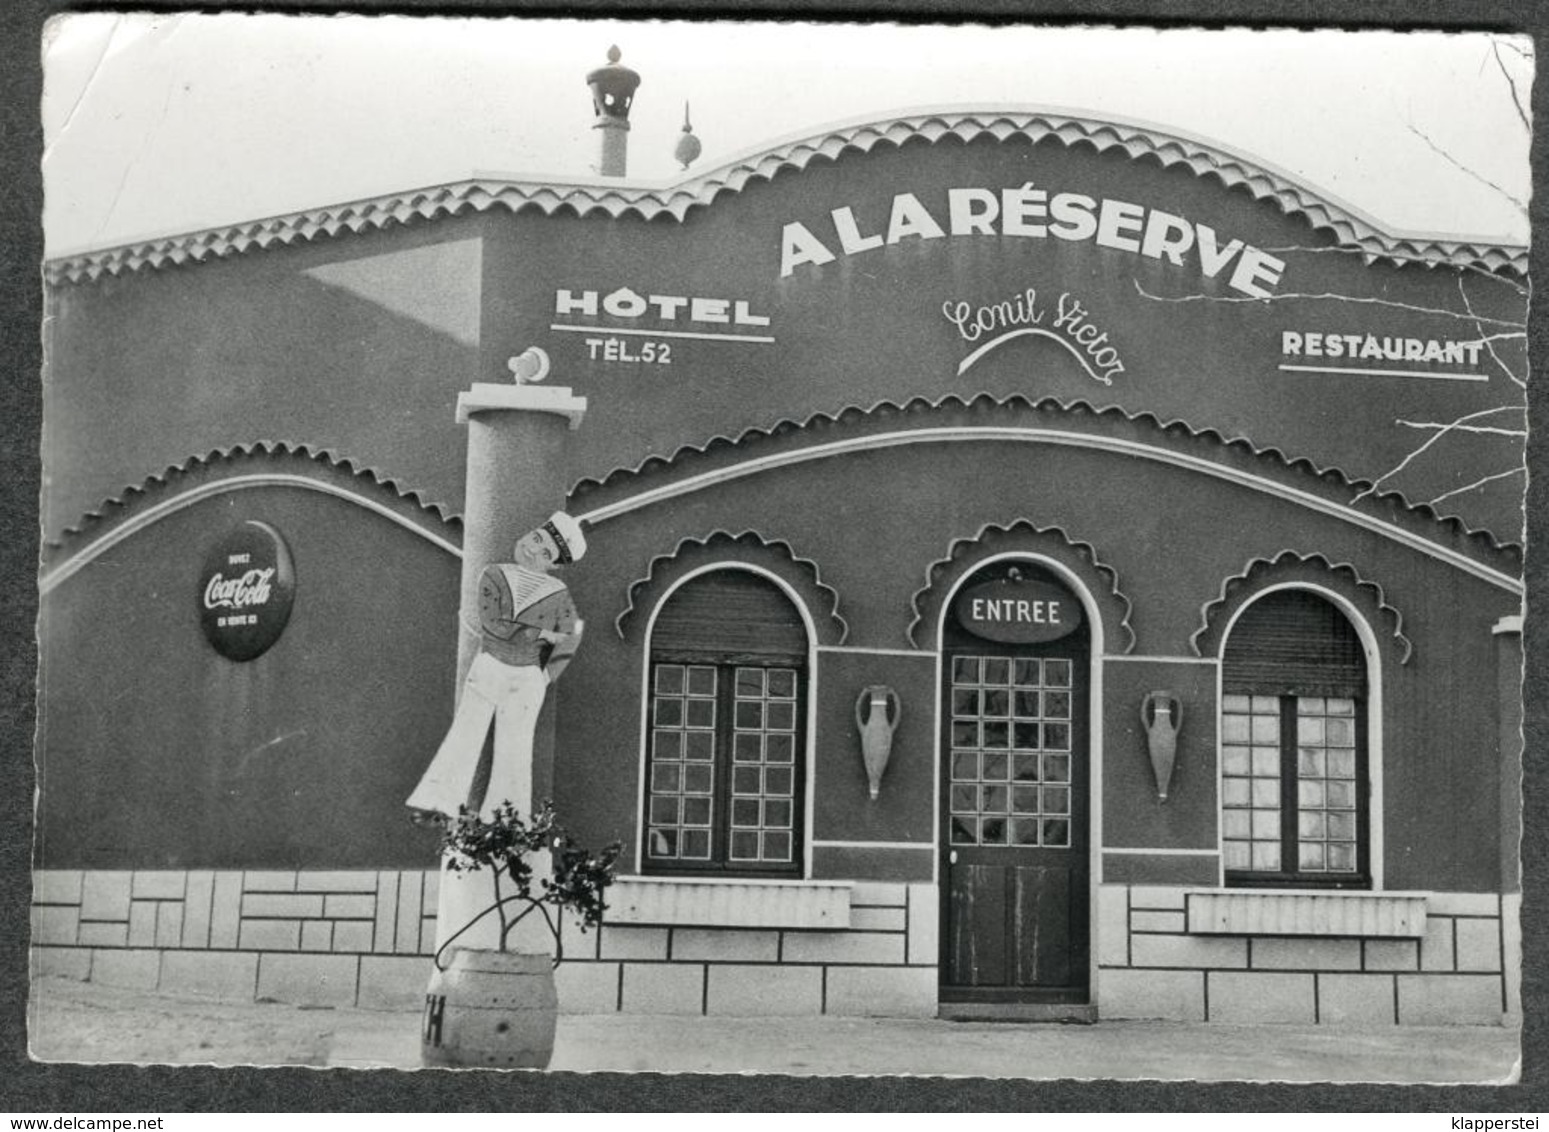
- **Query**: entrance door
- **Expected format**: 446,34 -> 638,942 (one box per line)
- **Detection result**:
940,565 -> 1090,1004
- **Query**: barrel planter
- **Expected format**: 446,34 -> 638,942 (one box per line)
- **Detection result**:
421,948 -> 558,1069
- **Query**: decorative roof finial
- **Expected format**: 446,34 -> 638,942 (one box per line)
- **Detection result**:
674,101 -> 703,170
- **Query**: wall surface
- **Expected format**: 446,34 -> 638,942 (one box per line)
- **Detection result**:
30,869 -> 1518,1026
38,484 -> 459,870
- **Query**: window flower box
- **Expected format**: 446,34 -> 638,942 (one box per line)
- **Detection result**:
1185,889 -> 1427,937
605,876 -> 851,928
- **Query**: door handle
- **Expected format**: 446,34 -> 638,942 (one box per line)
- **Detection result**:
949,850 -> 958,865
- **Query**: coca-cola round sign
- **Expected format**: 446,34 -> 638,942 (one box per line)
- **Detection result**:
198,521 -> 296,661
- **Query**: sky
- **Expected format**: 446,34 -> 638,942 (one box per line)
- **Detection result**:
40,15 -> 1533,258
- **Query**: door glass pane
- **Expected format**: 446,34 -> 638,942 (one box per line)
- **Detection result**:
946,653 -> 1077,847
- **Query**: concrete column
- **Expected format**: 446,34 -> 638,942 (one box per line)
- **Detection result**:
432,382 -> 587,959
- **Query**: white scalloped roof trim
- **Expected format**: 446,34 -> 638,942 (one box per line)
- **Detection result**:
45,107 -> 1527,284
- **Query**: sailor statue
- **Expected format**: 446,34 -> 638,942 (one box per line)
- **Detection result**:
408,511 -> 587,822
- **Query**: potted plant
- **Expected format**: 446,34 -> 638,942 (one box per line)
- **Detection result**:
415,800 -> 620,1069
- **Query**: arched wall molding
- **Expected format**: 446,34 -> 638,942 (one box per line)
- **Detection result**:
1191,550 -> 1413,665
569,395 -> 1522,585
614,530 -> 848,646
40,442 -> 462,594
908,520 -> 1135,653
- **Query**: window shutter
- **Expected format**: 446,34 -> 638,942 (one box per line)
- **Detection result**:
1223,590 -> 1366,697
653,571 -> 807,663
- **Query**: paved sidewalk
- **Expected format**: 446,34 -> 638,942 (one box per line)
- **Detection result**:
27,976 -> 1520,1083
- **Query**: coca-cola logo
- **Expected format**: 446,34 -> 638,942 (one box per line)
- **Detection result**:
198,521 -> 295,661
204,568 -> 276,610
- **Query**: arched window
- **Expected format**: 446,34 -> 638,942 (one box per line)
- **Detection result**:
643,569 -> 807,875
1220,589 -> 1370,888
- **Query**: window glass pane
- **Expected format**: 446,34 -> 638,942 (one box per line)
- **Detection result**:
1012,691 -> 1040,718
765,799 -> 792,828
1251,842 -> 1280,871
1044,691 -> 1071,720
1251,695 -> 1279,714
651,764 -> 681,792
766,701 -> 796,731
1011,786 -> 1040,814
653,730 -> 683,759
729,831 -> 760,860
648,828 -> 678,858
765,733 -> 794,763
731,799 -> 760,827
734,701 -> 763,730
682,797 -> 711,826
1042,786 -> 1070,815
1250,714 -> 1279,743
684,699 -> 714,729
1013,722 -> 1040,750
683,764 -> 713,793
1222,693 -> 1252,713
764,766 -> 794,796
1325,718 -> 1356,747
950,817 -> 977,844
1012,818 -> 1040,845
1044,660 -> 1072,687
735,668 -> 764,697
1223,810 -> 1251,838
1251,746 -> 1279,776
981,752 -> 1008,780
951,752 -> 978,781
1222,746 -> 1250,775
1298,843 -> 1326,871
733,733 -> 762,762
649,797 -> 679,824
983,658 -> 1011,685
953,657 -> 981,684
655,665 -> 685,694
1297,716 -> 1325,745
763,832 -> 792,862
1221,715 -> 1251,743
982,721 -> 1009,749
1223,841 -> 1250,869
1044,723 -> 1070,751
686,666 -> 717,696
981,785 -> 1009,814
1044,754 -> 1070,783
952,721 -> 979,749
1013,659 -> 1041,686
680,829 -> 711,859
1041,818 -> 1069,846
952,689 -> 980,717
654,698 -> 683,727
684,732 -> 714,761
1222,778 -> 1250,807
981,818 -> 1008,845
1252,778 -> 1279,807
767,669 -> 797,699
1298,747 -> 1324,776
982,689 -> 1010,717
950,784 -> 977,812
